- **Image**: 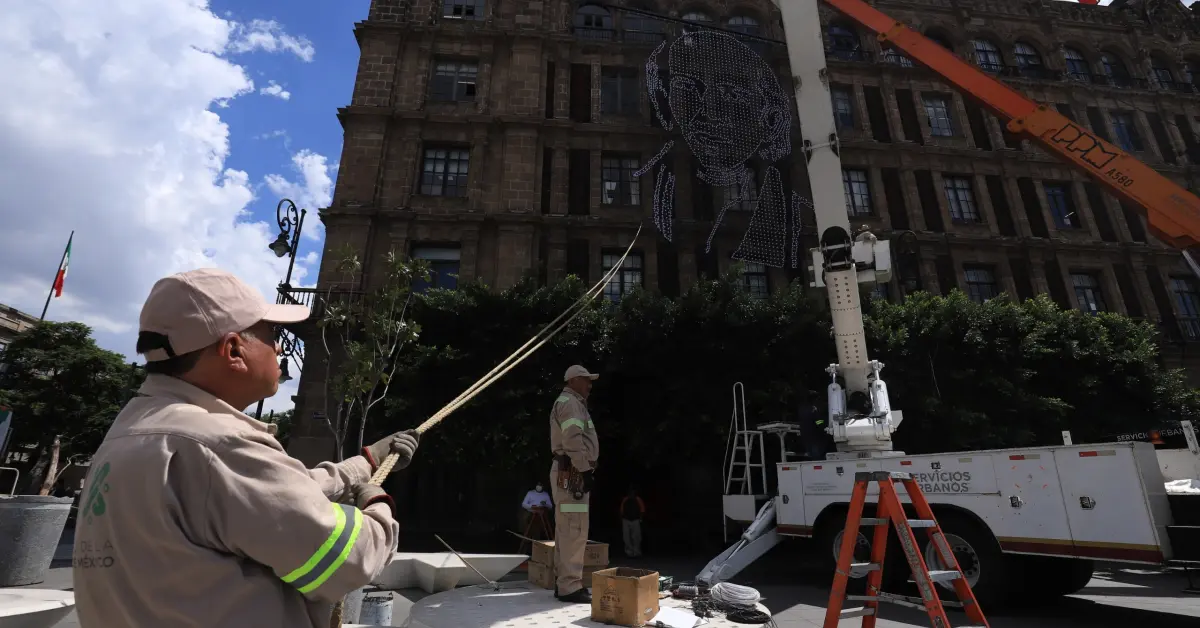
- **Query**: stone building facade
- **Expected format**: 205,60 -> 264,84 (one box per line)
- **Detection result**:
285,0 -> 1200,464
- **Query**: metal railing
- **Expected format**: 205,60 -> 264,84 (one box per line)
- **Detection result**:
572,27 -> 667,45
276,285 -> 368,321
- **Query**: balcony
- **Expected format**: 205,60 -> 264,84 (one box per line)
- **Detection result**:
277,285 -> 368,325
572,27 -> 667,45
1002,65 -> 1062,81
1160,80 -> 1196,94
827,48 -> 872,63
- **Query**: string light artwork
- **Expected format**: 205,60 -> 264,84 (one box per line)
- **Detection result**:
640,29 -> 809,268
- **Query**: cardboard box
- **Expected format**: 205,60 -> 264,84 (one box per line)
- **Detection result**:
527,560 -> 600,590
590,568 -> 660,627
529,540 -> 609,568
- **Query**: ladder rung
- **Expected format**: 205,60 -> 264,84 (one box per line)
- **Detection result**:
859,517 -> 887,526
927,570 -> 963,583
847,593 -> 925,611
839,607 -> 875,618
907,519 -> 937,528
849,562 -> 880,577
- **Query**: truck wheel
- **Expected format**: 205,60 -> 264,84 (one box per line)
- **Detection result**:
814,513 -> 872,579
921,512 -> 1010,608
1015,556 -> 1095,599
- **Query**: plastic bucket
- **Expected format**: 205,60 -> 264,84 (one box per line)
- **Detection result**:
0,496 -> 74,586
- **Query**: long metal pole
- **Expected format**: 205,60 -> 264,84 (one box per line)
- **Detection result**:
40,231 -> 73,321
283,209 -> 306,287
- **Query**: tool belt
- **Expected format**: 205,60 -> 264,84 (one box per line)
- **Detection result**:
555,455 -> 589,499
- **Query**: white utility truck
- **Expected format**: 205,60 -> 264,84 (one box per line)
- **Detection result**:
697,0 -> 1200,606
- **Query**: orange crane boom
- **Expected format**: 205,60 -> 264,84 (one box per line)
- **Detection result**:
826,0 -> 1200,250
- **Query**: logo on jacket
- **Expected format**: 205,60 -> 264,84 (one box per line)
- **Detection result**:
82,462 -> 111,524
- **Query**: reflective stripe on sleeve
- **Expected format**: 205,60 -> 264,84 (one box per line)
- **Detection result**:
561,418 -> 586,431
556,395 -> 569,404
281,503 -> 364,594
587,419 -> 594,429
560,503 -> 589,513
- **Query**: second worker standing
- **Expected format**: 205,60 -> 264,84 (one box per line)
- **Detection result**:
548,364 -> 600,603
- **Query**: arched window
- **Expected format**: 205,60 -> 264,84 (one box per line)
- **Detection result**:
623,9 -> 664,44
727,15 -> 759,36
883,47 -> 914,67
1100,52 -> 1131,86
1063,47 -> 1090,81
1151,54 -> 1175,86
971,39 -> 1003,72
828,25 -> 861,61
925,32 -> 953,51
1186,59 -> 1200,86
1014,42 -> 1042,67
574,5 -> 613,40
681,11 -> 711,33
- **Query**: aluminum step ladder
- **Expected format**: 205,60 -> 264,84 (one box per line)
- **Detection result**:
823,471 -> 990,628
722,382 -> 766,496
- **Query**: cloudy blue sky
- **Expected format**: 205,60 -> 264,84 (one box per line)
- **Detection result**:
0,0 -> 1164,416
0,0 -> 373,413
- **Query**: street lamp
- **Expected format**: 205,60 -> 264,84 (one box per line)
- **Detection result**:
271,198 -> 307,288
254,198 -> 308,421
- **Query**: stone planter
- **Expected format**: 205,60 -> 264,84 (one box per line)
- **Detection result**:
0,496 -> 73,587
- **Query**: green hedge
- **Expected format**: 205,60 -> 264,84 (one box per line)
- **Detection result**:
378,271 -> 1200,474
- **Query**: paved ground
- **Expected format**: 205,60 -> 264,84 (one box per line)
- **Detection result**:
14,541 -> 1200,627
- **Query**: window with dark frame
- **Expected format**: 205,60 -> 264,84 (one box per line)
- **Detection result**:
1043,182 -> 1081,229
601,250 -> 643,302
827,25 -> 861,60
943,175 -> 980,222
411,245 -> 462,292
742,261 -> 769,299
831,86 -> 855,130
842,168 -> 871,216
429,60 -> 478,102
1171,276 -> 1200,340
971,39 -> 1003,72
420,147 -> 470,197
1014,42 -> 1042,68
963,265 -> 999,303
923,95 -> 954,136
443,0 -> 484,20
869,281 -> 892,302
1110,112 -> 1143,152
1070,272 -> 1108,314
601,155 -> 641,206
719,168 -> 758,212
1064,48 -> 1091,81
600,67 -> 640,115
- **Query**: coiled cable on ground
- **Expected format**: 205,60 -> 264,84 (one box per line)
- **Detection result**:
709,582 -> 762,608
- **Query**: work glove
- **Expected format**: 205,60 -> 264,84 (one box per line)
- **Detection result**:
581,470 -> 596,493
363,429 -> 420,473
351,483 -> 395,515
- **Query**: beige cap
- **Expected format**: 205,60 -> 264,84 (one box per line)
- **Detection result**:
564,364 -> 599,382
138,268 -> 310,362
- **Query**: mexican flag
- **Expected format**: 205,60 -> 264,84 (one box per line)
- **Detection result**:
53,233 -> 72,298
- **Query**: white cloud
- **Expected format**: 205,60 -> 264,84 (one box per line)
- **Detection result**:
228,19 -> 315,62
259,79 -> 291,101
0,0 -> 327,415
263,149 -> 334,240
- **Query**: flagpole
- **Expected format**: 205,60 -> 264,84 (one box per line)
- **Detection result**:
40,231 -> 74,322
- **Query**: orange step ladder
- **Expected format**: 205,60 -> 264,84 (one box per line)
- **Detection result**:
822,471 -> 990,628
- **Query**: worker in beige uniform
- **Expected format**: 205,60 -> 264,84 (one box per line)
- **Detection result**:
548,364 -> 600,603
73,268 -> 420,628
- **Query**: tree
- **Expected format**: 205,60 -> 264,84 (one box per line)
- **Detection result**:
318,247 -> 427,461
0,322 -> 142,493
